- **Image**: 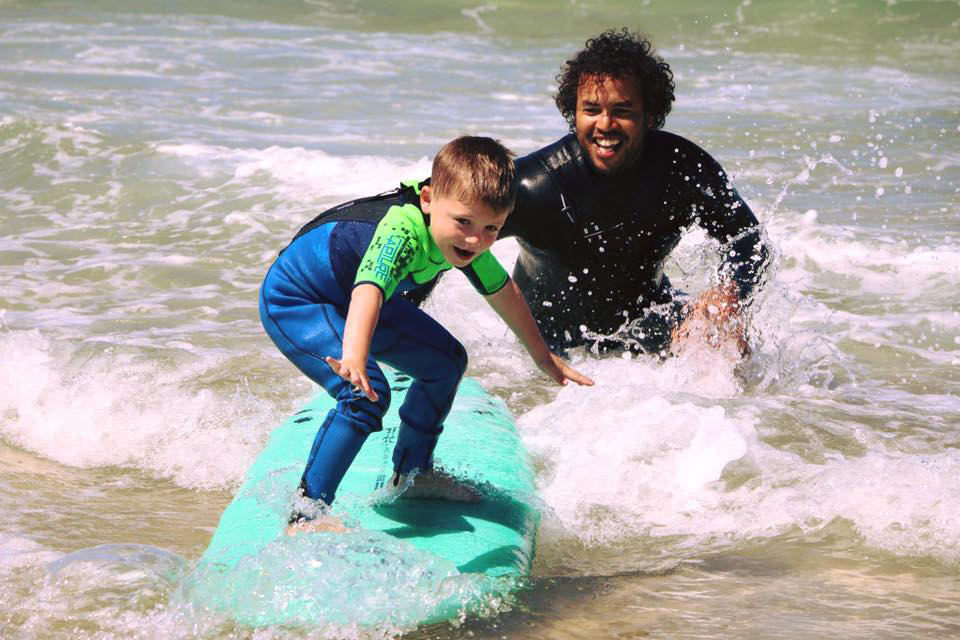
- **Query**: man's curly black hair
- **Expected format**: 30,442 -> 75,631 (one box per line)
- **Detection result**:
555,28 -> 675,132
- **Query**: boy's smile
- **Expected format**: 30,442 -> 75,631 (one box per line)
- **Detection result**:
420,186 -> 508,267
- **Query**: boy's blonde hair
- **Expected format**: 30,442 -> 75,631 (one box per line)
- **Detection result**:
431,136 -> 517,214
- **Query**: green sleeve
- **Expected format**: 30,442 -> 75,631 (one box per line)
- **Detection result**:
354,206 -> 423,299
459,250 -> 510,296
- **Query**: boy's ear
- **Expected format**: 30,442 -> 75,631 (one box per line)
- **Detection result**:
419,185 -> 432,213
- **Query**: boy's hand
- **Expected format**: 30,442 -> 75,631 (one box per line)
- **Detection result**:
484,279 -> 593,388
324,356 -> 379,402
536,353 -> 594,387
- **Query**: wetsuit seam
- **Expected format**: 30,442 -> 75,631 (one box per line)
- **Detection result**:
261,283 -> 342,365
259,268 -> 315,361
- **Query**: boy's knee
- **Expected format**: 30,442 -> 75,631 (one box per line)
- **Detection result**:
336,384 -> 391,435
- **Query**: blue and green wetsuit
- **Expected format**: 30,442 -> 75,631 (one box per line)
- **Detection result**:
259,181 -> 508,507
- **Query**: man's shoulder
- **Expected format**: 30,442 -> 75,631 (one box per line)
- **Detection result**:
644,129 -> 712,159
512,135 -> 578,209
640,130 -> 730,184
516,134 -> 580,174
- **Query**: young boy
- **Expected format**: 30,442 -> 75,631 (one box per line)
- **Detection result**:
259,136 -> 593,530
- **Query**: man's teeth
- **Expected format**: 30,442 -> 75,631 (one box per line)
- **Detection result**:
595,138 -> 620,148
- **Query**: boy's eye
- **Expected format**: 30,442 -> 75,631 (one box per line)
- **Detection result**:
485,225 -> 500,233
455,218 -> 470,226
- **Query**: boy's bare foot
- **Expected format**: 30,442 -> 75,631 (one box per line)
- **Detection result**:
391,469 -> 481,503
286,514 -> 349,535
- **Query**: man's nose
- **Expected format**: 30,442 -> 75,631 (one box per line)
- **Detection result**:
597,111 -> 615,129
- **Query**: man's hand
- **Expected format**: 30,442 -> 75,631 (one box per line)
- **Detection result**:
671,283 -> 749,356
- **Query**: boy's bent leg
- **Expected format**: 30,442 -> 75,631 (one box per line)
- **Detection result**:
299,406 -> 367,505
372,300 -> 468,476
261,290 -> 391,506
299,370 -> 392,505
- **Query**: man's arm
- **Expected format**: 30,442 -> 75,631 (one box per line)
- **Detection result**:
484,278 -> 593,386
686,142 -> 770,301
675,139 -> 770,355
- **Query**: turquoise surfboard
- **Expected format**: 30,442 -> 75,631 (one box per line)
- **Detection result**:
181,372 -> 539,630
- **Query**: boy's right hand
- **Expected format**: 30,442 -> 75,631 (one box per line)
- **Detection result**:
536,353 -> 594,387
324,356 -> 379,402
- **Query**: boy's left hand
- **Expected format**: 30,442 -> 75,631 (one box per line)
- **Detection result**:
536,353 -> 594,386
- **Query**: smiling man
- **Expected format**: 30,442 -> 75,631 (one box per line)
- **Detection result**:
499,29 -> 770,356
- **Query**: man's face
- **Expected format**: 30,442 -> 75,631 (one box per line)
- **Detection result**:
420,186 -> 508,267
575,73 -> 649,175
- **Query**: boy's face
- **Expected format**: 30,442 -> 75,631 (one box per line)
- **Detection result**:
420,185 -> 508,267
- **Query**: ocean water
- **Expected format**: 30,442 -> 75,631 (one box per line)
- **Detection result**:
1,0 -> 959,638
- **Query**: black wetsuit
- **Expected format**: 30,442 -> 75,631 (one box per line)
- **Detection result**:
499,130 -> 769,353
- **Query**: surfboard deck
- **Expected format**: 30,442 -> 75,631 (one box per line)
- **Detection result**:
182,372 -> 539,630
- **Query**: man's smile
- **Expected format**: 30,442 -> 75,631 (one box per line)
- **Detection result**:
592,134 -> 623,158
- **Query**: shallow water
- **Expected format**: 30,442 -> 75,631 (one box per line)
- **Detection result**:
1,0 -> 959,637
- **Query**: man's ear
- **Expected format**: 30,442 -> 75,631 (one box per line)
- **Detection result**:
419,185 -> 433,213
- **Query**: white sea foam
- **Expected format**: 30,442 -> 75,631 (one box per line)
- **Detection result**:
156,142 -> 432,204
0,535 -> 60,573
516,361 -> 756,540
517,368 -> 960,564
0,328 -> 282,490
765,204 -> 960,300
